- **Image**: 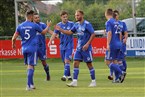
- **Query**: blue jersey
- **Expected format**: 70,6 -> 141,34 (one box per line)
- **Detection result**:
36,22 -> 47,49
16,21 -> 43,52
105,18 -> 122,50
54,21 -> 74,50
71,20 -> 94,51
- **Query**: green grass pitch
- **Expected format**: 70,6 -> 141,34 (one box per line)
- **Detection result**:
0,57 -> 145,97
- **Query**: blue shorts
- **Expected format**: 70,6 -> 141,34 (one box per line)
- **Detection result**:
74,50 -> 93,63
105,49 -> 120,61
23,51 -> 37,66
60,49 -> 73,62
37,47 -> 46,60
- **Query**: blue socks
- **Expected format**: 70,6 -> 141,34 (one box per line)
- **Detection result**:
109,63 -> 122,78
27,69 -> 34,87
123,60 -> 127,72
73,68 -> 79,79
64,63 -> 70,77
43,64 -> 50,76
89,68 -> 95,80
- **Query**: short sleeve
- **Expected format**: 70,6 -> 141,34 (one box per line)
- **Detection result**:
86,23 -> 94,34
15,26 -> 20,35
42,23 -> 47,29
106,21 -> 112,33
35,23 -> 43,33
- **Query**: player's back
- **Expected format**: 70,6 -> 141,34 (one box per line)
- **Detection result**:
17,21 -> 40,52
106,18 -> 122,49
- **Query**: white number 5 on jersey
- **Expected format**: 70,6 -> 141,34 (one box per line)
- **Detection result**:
24,29 -> 30,40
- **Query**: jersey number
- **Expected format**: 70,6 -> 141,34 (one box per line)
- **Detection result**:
24,29 -> 30,40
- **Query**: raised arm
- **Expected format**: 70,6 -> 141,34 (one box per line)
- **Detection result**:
48,33 -> 57,47
41,20 -> 51,35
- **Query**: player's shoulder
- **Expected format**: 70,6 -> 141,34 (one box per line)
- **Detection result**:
68,21 -> 74,24
84,20 -> 90,24
39,22 -> 46,25
57,22 -> 62,26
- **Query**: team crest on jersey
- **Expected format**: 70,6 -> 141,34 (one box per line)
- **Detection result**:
67,26 -> 70,30
69,55 -> 72,59
43,55 -> 46,59
87,57 -> 90,61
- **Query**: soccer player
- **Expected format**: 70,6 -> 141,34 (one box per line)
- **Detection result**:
12,10 -> 51,90
55,9 -> 96,87
33,13 -> 53,81
48,11 -> 74,81
113,10 -> 128,72
104,8 -> 126,83
108,10 -> 128,81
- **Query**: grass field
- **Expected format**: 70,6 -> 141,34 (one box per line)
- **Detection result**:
0,57 -> 145,97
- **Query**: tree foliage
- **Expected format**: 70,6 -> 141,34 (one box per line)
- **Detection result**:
1,0 -> 144,36
136,0 -> 145,17
0,0 -> 15,36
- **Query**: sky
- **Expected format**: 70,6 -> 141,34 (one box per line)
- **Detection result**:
42,0 -> 62,5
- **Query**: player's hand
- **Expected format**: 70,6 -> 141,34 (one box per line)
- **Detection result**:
123,39 -> 127,44
82,43 -> 89,51
107,45 -> 110,51
54,25 -> 61,31
47,20 -> 51,27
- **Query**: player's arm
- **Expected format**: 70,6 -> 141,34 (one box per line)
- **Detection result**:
106,22 -> 112,51
123,31 -> 128,44
83,33 -> 95,51
41,20 -> 51,35
55,25 -> 73,35
82,23 -> 95,51
48,33 -> 57,47
123,22 -> 128,44
48,30 -> 53,35
107,31 -> 112,51
12,32 -> 19,49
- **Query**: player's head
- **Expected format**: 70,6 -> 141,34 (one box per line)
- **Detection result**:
33,12 -> 40,23
25,10 -> 34,21
75,9 -> 84,22
60,11 -> 68,23
105,8 -> 113,20
113,10 -> 119,20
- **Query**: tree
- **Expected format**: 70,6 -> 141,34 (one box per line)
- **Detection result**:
0,0 -> 15,37
136,0 -> 145,17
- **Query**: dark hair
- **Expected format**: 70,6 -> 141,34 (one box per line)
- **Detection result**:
113,10 -> 119,18
25,10 -> 34,16
106,8 -> 113,16
76,9 -> 84,15
60,11 -> 68,16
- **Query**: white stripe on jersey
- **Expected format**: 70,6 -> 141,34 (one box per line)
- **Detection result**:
34,52 -> 37,65
107,51 -> 110,59
89,51 -> 93,61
